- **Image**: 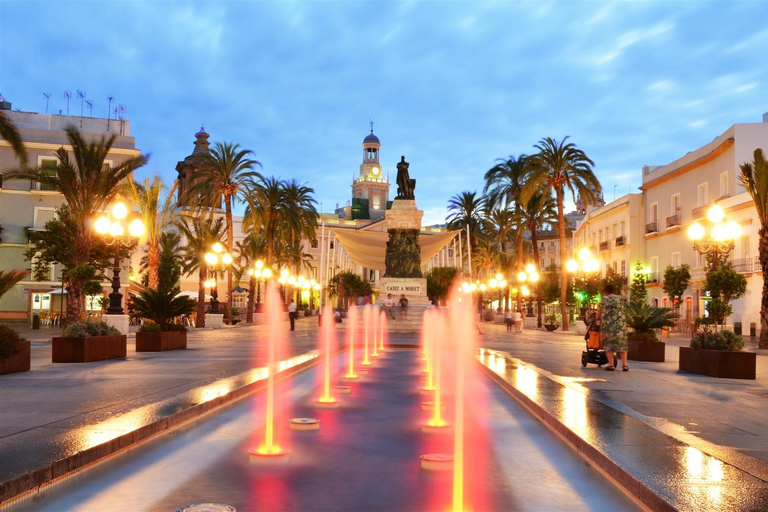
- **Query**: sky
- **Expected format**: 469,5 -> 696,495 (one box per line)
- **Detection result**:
1,0 -> 767,226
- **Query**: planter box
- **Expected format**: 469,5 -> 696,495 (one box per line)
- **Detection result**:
136,330 -> 187,352
0,340 -> 30,375
628,339 -> 665,362
52,335 -> 127,363
679,346 -> 756,379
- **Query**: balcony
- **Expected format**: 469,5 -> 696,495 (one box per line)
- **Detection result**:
666,215 -> 681,228
691,205 -> 708,220
715,194 -> 731,203
647,271 -> 659,284
731,258 -> 754,274
645,221 -> 658,234
756,256 -> 762,273
599,241 -> 610,251
690,266 -> 705,280
615,235 -> 625,247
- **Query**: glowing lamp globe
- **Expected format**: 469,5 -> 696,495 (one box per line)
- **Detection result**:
489,278 -> 498,288
263,268 -> 272,278
112,202 -> 128,220
255,260 -> 264,270
495,272 -> 503,281
522,285 -> 530,297
525,263 -> 535,274
205,252 -> 218,266
212,242 -> 224,254
687,222 -> 705,241
584,259 -> 600,273
94,216 -> 110,234
578,247 -> 592,261
517,271 -> 527,282
528,271 -> 540,283
128,219 -> 145,237
479,283 -> 487,292
712,224 -> 727,242
280,269 -> 289,279
566,259 -> 578,273
707,205 -> 725,224
499,279 -> 507,287
724,220 -> 741,238
109,221 -> 124,237
222,253 -> 233,265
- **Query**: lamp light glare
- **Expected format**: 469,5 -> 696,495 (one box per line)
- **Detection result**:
517,271 -> 527,282
495,272 -> 503,281
222,253 -> 233,265
111,202 -> 128,220
578,247 -> 592,261
528,271 -> 540,283
263,268 -> 272,278
687,222 -> 705,241
525,264 -> 535,273
724,220 -> 741,238
584,259 -> 599,273
489,278 -> 498,288
94,216 -> 110,234
712,224 -> 727,242
256,260 -> 264,270
707,205 -> 725,224
212,242 -> 224,254
566,259 -> 578,272
128,219 -> 145,237
205,252 -> 218,266
109,221 -> 124,237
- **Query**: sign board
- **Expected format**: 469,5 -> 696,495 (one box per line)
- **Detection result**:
380,278 -> 427,297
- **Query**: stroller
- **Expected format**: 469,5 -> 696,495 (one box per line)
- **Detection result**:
581,319 -> 615,368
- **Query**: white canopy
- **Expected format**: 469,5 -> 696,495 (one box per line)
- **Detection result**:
176,291 -> 213,300
330,228 -> 459,272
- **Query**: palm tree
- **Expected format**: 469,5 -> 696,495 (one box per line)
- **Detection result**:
126,177 -> 177,289
244,176 -> 288,266
282,179 -> 319,249
484,154 -> 530,266
0,110 -> 27,165
446,191 -> 485,276
184,142 -> 261,322
178,217 -> 226,328
739,148 -> 768,348
484,207 -> 516,254
5,126 -> 147,325
523,136 -> 600,331
0,270 -> 28,300
235,233 -> 267,323
521,191 -> 558,327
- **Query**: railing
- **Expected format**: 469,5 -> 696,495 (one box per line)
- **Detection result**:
599,241 -> 609,251
755,256 -> 762,273
615,236 -> 625,247
716,194 -> 731,203
691,205 -> 708,220
645,221 -> 658,234
690,266 -> 705,280
666,215 -> 681,228
731,258 -> 754,274
647,271 -> 659,284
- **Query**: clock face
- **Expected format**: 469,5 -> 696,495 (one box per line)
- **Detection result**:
371,167 -> 380,176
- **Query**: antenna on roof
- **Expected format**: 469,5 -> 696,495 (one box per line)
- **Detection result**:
85,100 -> 93,117
369,118 -> 374,133
77,90 -> 86,127
107,96 -> 114,131
64,91 -> 71,116
117,105 -> 126,135
43,93 -> 50,114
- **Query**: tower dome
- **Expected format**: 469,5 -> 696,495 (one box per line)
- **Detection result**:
363,130 -> 380,144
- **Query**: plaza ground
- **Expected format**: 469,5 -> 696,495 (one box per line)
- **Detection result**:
3,316 -> 768,509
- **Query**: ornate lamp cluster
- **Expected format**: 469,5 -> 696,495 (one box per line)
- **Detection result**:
248,259 -> 273,308
687,205 -> 740,267
566,247 -> 600,275
204,242 -> 232,314
94,201 -> 145,315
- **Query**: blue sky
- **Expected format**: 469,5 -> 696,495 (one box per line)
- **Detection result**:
1,0 -> 767,225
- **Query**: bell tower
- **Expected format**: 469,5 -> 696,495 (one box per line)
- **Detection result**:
352,123 -> 390,220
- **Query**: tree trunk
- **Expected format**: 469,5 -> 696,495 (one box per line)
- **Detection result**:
64,232 -> 91,327
760,226 -> 768,349
516,225 -> 524,312
147,242 -> 160,290
531,222 -> 543,328
197,267 -> 207,328
225,197 -> 234,324
557,188 -> 569,331
247,275 -> 256,324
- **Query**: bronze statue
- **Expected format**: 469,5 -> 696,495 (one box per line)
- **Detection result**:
396,156 -> 416,199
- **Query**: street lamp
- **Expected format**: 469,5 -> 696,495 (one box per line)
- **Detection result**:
204,242 -> 232,314
566,248 -> 599,322
517,264 -> 540,317
688,204 -> 740,271
248,259 -> 273,312
94,201 -> 144,315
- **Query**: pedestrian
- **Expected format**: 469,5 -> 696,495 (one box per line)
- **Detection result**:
399,294 -> 409,319
504,309 -> 513,332
513,309 -> 523,333
288,299 -> 297,331
597,282 -> 628,371
383,293 -> 396,319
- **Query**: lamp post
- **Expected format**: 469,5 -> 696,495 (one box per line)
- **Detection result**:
566,248 -> 600,322
204,242 -> 232,314
516,264 -> 540,317
688,204 -> 740,273
248,259 -> 272,313
94,202 -> 144,315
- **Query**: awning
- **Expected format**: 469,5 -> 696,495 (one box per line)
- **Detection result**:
330,228 -> 459,272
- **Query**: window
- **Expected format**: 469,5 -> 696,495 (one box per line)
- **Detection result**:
31,252 -> 51,281
651,203 -> 658,222
651,256 -> 659,281
621,221 -> 626,237
671,194 -> 680,215
671,252 -> 681,268
448,249 -> 454,258
613,261 -> 617,273
697,183 -> 708,207
621,260 -> 626,277
720,172 -> 729,198
598,229 -> 603,242
37,158 -> 57,191
612,223 -> 617,238
540,258 -> 545,268
33,207 -> 56,230
549,241 -> 554,248
742,235 -> 751,260
550,258 -> 555,267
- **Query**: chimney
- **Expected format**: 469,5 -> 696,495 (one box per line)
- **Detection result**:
0,100 -> 10,111
763,111 -> 768,123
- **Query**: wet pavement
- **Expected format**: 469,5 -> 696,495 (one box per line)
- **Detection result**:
9,350 -> 638,512
3,317 -> 768,509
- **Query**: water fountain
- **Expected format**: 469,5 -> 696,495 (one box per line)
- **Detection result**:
315,304 -> 339,409
249,282 -> 290,461
422,309 -> 450,434
371,305 -> 380,358
419,310 -> 436,395
342,305 -> 360,382
378,309 -> 387,353
360,305 -> 372,367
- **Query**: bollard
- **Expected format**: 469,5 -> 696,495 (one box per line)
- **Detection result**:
734,322 -> 742,335
32,313 -> 40,330
661,326 -> 669,338
751,322 -> 757,338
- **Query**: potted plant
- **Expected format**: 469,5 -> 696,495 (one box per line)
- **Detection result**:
0,270 -> 30,374
544,313 -> 559,332
0,323 -> 30,375
679,318 -> 755,379
624,302 -> 676,362
53,320 -> 125,362
131,286 -> 196,352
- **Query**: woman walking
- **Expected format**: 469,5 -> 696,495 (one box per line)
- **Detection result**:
597,282 -> 628,371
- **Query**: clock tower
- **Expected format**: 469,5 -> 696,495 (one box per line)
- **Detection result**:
352,124 -> 390,220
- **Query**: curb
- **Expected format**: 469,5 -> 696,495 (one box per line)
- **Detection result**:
0,354 -> 319,508
479,361 -> 674,512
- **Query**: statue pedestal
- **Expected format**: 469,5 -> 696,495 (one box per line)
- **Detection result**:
380,278 -> 427,298
385,199 -> 423,230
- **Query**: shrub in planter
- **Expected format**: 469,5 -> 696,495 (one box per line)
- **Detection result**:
691,329 -> 744,351
54,320 -> 125,362
681,321 -> 753,379
0,323 -> 30,374
132,286 -> 195,352
62,320 -> 121,338
624,302 -> 677,342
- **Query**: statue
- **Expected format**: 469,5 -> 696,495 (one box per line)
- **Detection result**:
396,156 -> 416,199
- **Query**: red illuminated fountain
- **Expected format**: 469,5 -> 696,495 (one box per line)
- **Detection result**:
421,309 -> 450,433
360,305 -> 372,367
371,306 -> 380,359
315,304 -> 339,408
378,309 -> 387,353
249,282 -> 291,461
342,305 -> 360,382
